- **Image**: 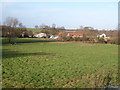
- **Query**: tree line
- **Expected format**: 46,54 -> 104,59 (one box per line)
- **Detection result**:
1,17 -> 65,43
1,17 -> 34,43
1,16 -> 119,44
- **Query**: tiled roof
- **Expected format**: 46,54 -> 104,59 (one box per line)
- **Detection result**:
58,33 -> 62,36
56,33 -> 63,37
68,33 -> 84,36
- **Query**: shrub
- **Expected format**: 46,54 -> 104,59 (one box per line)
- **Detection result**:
62,37 -> 73,41
110,40 -> 119,45
74,37 -> 81,41
81,37 -> 89,41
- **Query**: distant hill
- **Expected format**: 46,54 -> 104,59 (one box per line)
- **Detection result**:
27,28 -> 42,31
27,28 -> 43,34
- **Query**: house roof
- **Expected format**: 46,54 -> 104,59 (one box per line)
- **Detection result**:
56,33 -> 62,37
58,33 -> 62,35
68,33 -> 84,36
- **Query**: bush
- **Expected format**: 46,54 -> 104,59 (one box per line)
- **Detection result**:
73,37 -> 89,41
81,37 -> 89,41
109,37 -> 120,45
41,30 -> 50,34
74,37 -> 81,41
110,40 -> 119,45
62,37 -> 73,41
62,37 -> 90,42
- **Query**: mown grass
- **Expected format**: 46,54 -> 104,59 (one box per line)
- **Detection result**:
2,38 -> 56,44
2,42 -> 118,88
27,28 -> 40,30
27,28 -> 42,33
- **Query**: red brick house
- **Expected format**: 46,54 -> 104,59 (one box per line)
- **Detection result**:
55,33 -> 62,38
67,33 -> 84,38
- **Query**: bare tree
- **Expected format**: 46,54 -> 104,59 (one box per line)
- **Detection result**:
35,25 -> 39,29
4,17 -> 19,27
13,18 -> 19,27
52,24 -> 56,29
80,25 -> 84,29
58,26 -> 65,30
19,23 -> 23,27
3,17 -> 28,44
40,24 -> 50,29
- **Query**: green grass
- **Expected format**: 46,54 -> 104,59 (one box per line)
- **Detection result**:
2,38 -> 56,44
27,28 -> 42,32
27,28 -> 40,30
2,42 -> 118,88
27,28 -> 48,33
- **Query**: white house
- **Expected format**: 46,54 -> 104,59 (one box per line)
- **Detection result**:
97,33 -> 107,38
50,35 -> 55,39
97,33 -> 111,41
100,33 -> 106,38
50,35 -> 58,39
34,33 -> 47,38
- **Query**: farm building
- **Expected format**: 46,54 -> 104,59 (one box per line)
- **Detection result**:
67,33 -> 84,38
34,33 -> 47,38
50,35 -> 58,39
97,33 -> 107,38
56,33 -> 62,38
97,33 -> 111,41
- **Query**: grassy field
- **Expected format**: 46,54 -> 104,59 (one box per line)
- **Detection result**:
2,38 -> 56,44
27,28 -> 40,30
27,28 -> 42,33
2,41 -> 118,88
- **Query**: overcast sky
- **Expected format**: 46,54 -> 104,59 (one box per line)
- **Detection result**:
1,0 -> 118,30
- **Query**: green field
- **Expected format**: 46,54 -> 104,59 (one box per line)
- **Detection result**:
27,28 -> 42,33
2,38 -> 55,44
2,41 -> 118,88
